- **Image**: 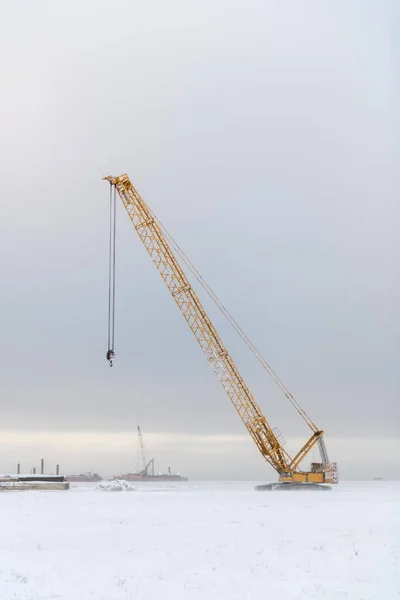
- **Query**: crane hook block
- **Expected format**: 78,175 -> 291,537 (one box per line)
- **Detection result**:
106,349 -> 115,367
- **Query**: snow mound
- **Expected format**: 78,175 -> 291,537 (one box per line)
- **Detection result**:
95,480 -> 135,492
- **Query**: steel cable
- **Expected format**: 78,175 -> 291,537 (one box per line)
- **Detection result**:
148,212 -> 318,432
107,184 -> 116,354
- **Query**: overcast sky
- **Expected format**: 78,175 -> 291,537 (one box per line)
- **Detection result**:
0,0 -> 398,480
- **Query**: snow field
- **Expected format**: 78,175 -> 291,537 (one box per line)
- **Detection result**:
95,479 -> 136,492
0,481 -> 399,600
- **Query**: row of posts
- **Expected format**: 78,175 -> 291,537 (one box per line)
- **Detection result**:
16,460 -> 60,476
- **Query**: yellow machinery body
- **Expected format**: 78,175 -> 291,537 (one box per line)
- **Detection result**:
104,174 -> 338,487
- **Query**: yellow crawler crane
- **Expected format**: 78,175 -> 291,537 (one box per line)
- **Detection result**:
104,174 -> 338,489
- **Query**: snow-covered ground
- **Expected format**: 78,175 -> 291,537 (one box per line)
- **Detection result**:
0,480 -> 399,600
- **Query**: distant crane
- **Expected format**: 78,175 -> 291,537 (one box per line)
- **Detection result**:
137,426 -> 146,472
104,174 -> 338,488
137,426 -> 154,476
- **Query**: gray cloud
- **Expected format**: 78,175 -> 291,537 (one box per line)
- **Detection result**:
0,0 -> 398,479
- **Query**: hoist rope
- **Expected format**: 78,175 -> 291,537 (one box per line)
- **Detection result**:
112,184 -> 116,346
107,184 -> 116,353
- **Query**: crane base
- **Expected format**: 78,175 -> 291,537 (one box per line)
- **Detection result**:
255,482 -> 332,491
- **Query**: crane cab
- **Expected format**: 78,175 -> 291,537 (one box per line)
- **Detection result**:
279,462 -> 338,484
